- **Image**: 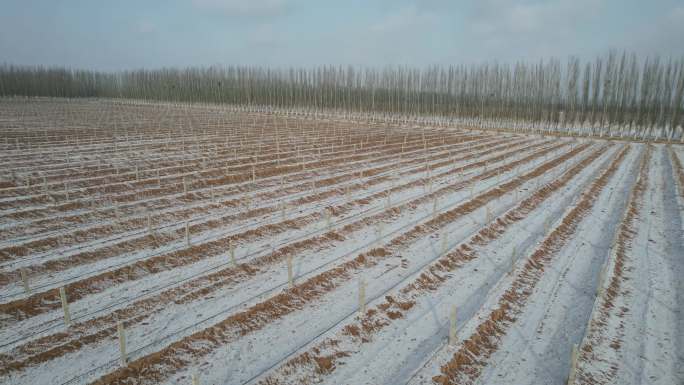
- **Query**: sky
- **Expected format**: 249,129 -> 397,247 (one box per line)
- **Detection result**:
1,0 -> 683,71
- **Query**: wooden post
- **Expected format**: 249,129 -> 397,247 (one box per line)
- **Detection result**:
432,198 -> 438,219
59,287 -> 71,326
229,244 -> 236,265
509,246 -> 517,274
358,279 -> 366,315
20,268 -> 30,294
192,373 -> 199,385
183,178 -> 187,194
147,214 -> 152,234
185,222 -> 190,247
375,223 -> 383,247
596,263 -> 607,297
287,255 -> 294,287
449,305 -> 457,346
567,344 -> 578,384
325,209 -> 332,229
118,321 -> 127,366
441,235 -> 448,255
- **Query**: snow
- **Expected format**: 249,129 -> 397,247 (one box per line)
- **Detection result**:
1,99 -> 681,385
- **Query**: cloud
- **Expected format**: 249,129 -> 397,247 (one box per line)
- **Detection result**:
463,0 -> 608,60
627,5 -> 684,57
370,5 -> 437,34
135,20 -> 157,36
665,5 -> 684,30
472,0 -> 603,37
2,0 -> 682,70
191,0 -> 288,18
249,23 -> 279,47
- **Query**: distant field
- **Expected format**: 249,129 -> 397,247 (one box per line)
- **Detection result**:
0,99 -> 681,385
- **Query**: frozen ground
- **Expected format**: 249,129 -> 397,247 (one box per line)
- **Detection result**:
0,99 -> 681,385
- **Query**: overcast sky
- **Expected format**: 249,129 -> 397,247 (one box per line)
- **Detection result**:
1,0 -> 683,70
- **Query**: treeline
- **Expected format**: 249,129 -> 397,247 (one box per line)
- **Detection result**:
1,52 -> 683,140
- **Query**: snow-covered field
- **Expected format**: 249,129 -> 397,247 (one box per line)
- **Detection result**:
0,99 -> 682,385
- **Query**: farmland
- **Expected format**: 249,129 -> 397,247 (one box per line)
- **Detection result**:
0,97 -> 682,385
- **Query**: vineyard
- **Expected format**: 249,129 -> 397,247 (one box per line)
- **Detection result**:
0,98 -> 682,385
